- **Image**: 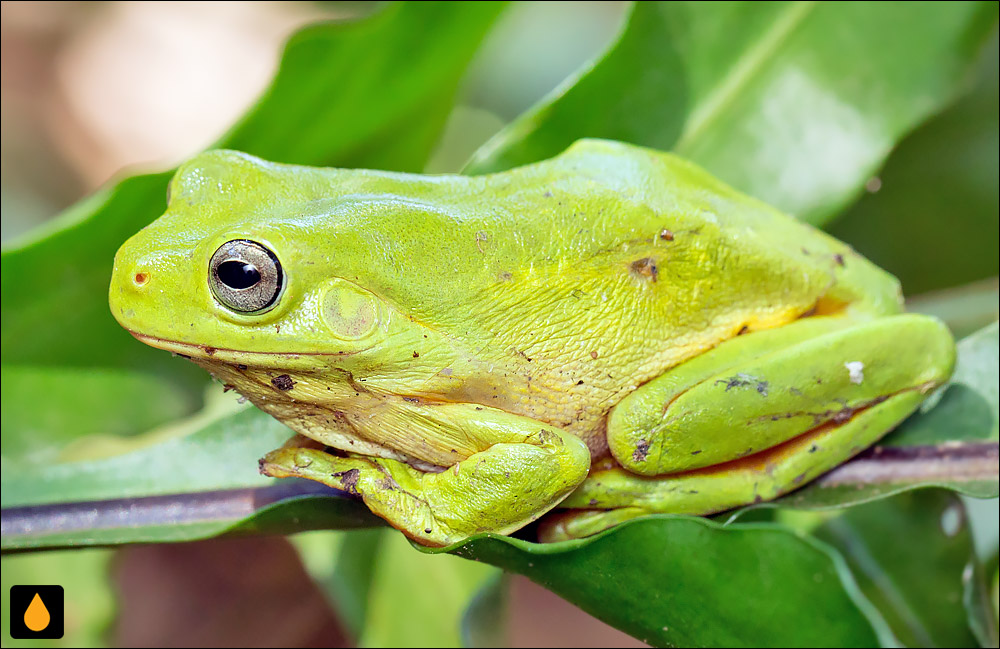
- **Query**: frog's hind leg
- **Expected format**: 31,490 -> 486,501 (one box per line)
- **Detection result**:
544,314 -> 954,541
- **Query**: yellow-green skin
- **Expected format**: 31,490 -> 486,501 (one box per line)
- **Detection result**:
110,139 -> 955,546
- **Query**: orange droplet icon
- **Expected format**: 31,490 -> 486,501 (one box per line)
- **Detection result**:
24,592 -> 51,632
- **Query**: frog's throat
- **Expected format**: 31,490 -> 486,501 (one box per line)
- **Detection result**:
128,331 -> 360,365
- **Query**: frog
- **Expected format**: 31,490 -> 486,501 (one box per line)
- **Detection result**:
109,139 -> 955,547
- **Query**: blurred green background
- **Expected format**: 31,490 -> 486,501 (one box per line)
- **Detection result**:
1,1 -> 997,647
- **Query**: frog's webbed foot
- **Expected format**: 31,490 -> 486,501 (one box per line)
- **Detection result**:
261,421 -> 590,546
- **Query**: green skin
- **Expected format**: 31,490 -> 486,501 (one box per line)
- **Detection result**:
109,139 -> 955,546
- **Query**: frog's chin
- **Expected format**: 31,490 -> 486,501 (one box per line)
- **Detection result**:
128,331 -> 357,367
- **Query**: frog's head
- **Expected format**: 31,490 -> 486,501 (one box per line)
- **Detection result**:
110,150 -> 459,393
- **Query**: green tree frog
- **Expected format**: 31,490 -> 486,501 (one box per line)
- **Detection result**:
110,139 -> 955,546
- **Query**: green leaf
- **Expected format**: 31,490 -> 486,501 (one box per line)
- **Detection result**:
814,490 -> 981,647
828,34 -> 998,295
466,1 -> 998,226
1,365 -> 195,464
437,516 -> 893,647
908,279 -> 999,340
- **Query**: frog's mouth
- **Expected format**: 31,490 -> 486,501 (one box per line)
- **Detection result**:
128,331 -> 358,366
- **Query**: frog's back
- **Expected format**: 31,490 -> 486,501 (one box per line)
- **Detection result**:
335,139 -> 904,450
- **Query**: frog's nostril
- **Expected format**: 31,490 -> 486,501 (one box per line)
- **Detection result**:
133,271 -> 150,287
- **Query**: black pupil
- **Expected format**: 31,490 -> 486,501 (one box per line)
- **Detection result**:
217,260 -> 261,289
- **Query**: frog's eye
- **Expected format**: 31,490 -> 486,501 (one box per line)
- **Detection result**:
209,240 -> 283,314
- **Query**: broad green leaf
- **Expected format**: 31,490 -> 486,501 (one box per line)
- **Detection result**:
1,365 -> 194,465
814,491 -> 981,648
828,34 -> 998,295
359,531 -> 498,648
0,1 -> 507,442
466,1 -> 998,227
437,516 -> 893,648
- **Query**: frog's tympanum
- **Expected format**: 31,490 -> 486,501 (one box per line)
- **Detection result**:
110,140 -> 955,546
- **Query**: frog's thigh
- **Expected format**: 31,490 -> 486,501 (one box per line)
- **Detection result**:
261,407 -> 590,547
544,384 -> 929,542
608,314 -> 954,476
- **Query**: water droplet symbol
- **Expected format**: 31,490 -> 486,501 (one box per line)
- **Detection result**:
24,592 -> 50,632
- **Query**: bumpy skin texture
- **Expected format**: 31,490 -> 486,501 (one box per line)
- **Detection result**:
110,140 -> 955,545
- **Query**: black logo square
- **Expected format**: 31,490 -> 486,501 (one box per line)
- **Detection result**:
9,585 -> 64,639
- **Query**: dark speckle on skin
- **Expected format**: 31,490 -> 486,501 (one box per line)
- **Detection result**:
271,374 -> 295,391
715,373 -> 769,396
332,468 -> 360,495
659,229 -> 674,241
834,253 -> 845,267
633,439 -> 650,463
204,347 -> 217,356
630,257 -> 659,282
412,351 -> 420,358
237,363 -> 248,370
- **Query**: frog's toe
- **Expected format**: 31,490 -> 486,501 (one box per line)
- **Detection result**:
259,446 -> 375,496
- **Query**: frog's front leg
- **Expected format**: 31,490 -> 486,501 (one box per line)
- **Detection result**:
260,405 -> 591,546
545,313 -> 954,541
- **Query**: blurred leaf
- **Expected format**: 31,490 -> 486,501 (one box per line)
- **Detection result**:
908,278 -> 999,340
0,1 -> 507,440
814,491 -> 980,648
222,2 -> 508,172
467,1 -> 998,227
437,516 -> 893,647
1,365 -> 194,465
359,532 -> 498,648
1,549 -> 115,648
291,529 -> 386,641
966,547 -> 1000,647
1,408 -> 286,509
461,573 -> 509,648
828,33 -> 999,295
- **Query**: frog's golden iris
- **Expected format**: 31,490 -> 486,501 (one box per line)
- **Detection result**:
110,139 -> 955,546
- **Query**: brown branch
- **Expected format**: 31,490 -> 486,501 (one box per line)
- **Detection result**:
816,441 -> 998,486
